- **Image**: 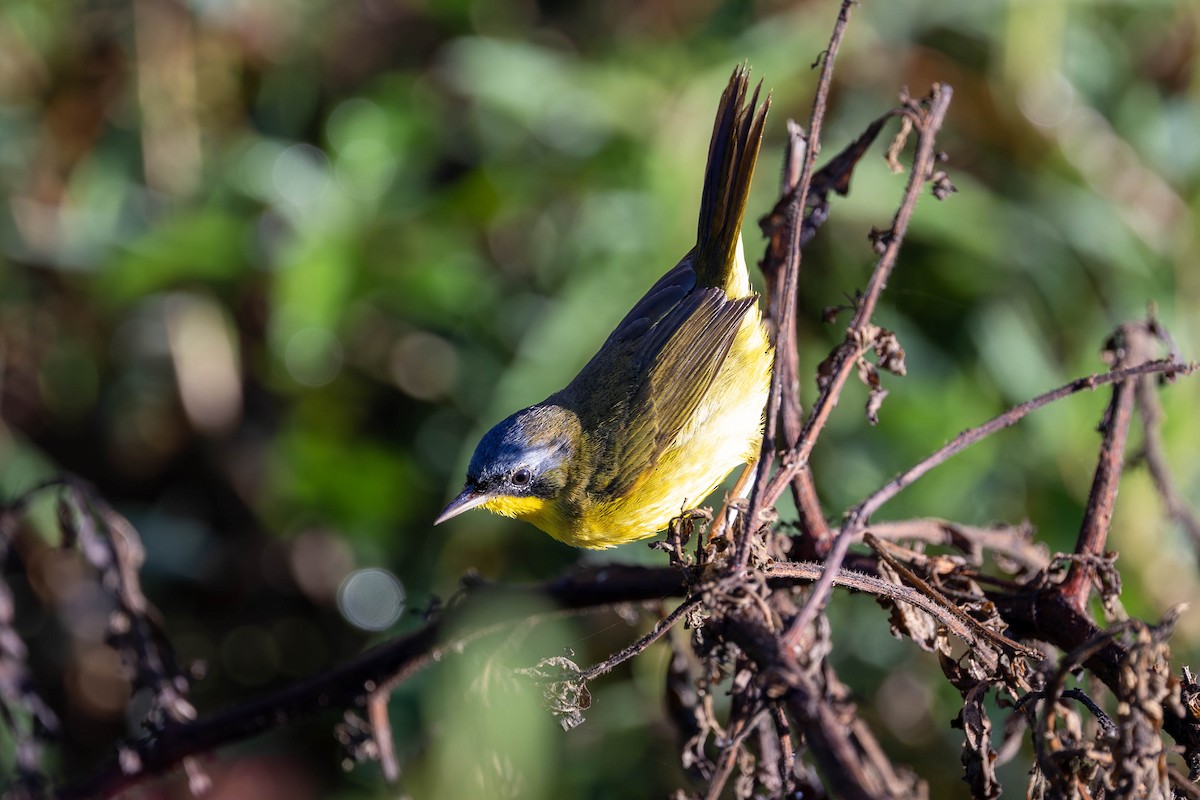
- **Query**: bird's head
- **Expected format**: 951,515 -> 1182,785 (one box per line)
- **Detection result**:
435,404 -> 581,526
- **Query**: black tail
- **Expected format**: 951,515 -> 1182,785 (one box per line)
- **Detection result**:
694,64 -> 770,288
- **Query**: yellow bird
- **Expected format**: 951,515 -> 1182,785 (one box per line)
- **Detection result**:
435,66 -> 773,549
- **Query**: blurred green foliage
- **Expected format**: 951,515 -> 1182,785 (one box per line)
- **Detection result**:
1,0 -> 1198,797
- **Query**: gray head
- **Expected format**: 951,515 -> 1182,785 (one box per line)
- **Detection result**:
434,404 -> 581,524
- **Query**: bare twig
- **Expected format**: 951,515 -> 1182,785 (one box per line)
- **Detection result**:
0,514 -> 59,793
53,565 -> 690,799
762,118 -> 808,448
1061,324 -> 1163,608
1015,688 -> 1116,735
579,595 -> 702,681
1134,320 -> 1200,551
703,700 -> 766,800
367,693 -> 399,783
780,83 -> 954,651
1169,765 -> 1200,800
864,519 -> 1048,574
756,108 -> 906,551
770,85 -> 954,505
716,611 -> 925,800
864,534 -> 1040,660
736,0 -> 857,572
766,559 -> 1035,658
855,358 -> 1190,525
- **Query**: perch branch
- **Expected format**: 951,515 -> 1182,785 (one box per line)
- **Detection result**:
53,565 -> 689,800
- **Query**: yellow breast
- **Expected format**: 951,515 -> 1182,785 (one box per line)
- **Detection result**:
483,494 -> 578,542
521,297 -> 772,550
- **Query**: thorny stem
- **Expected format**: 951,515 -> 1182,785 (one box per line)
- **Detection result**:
780,83 -> 954,652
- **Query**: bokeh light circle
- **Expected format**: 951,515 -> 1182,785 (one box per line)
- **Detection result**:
337,568 -> 406,631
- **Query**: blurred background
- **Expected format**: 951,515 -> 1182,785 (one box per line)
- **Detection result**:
1,0 -> 1198,797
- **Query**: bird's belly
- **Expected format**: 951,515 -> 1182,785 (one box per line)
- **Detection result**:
569,309 -> 772,549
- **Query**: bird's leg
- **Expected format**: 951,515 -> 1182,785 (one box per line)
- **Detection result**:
708,460 -> 758,546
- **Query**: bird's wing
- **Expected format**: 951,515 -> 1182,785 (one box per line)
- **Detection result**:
584,279 -> 754,499
563,258 -> 698,415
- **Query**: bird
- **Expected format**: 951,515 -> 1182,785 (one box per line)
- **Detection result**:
435,65 -> 773,549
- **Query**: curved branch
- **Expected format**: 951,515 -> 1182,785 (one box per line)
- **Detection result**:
55,566 -> 688,800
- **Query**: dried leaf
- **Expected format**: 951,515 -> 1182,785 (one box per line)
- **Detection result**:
866,385 -> 888,426
873,327 -> 908,376
516,656 -> 590,731
1110,613 -> 1178,798
875,560 -> 941,652
953,683 -> 1001,800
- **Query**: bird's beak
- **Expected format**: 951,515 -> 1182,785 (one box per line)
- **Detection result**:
434,487 -> 490,525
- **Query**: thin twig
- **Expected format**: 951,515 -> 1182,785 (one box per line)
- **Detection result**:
54,566 -> 690,800
766,119 -> 808,448
716,611 -> 912,800
770,86 -> 953,506
367,692 -> 399,783
766,559 -> 1037,658
1134,323 -> 1200,549
1169,765 -> 1200,800
855,358 -> 1190,525
785,356 -> 1190,652
865,518 -> 1048,572
703,704 -> 767,800
736,0 -> 858,572
779,84 -> 954,651
864,534 -> 1040,659
1028,620 -> 1139,784
770,703 -> 797,792
1015,688 -> 1116,735
579,595 -> 702,681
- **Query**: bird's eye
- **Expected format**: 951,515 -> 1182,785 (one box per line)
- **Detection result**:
511,468 -> 532,487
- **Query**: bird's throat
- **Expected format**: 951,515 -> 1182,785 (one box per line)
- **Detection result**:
481,495 -> 549,520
